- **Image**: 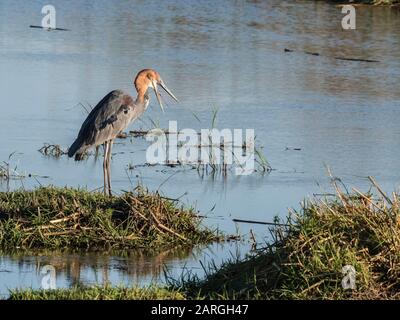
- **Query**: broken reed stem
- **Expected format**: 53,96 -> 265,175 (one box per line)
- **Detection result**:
326,166 -> 350,213
368,176 -> 393,206
43,230 -> 79,237
49,212 -> 81,224
352,187 -> 385,213
150,210 -> 188,242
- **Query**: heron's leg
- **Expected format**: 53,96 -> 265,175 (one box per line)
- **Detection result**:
103,141 -> 109,196
106,140 -> 113,196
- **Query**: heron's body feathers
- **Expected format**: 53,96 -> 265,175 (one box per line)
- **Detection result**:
68,89 -> 147,159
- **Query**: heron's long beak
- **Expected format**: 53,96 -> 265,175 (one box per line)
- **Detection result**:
152,79 -> 178,113
152,80 -> 164,112
159,80 -> 178,102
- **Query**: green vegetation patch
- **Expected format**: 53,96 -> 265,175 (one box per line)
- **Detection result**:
8,285 -> 185,300
174,182 -> 400,300
0,186 -> 219,250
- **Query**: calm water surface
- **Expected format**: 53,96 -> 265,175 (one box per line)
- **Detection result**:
0,0 -> 399,296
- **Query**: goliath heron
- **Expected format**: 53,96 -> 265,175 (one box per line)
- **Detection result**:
68,69 -> 178,196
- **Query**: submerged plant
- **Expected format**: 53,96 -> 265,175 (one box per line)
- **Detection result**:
0,153 -> 25,181
38,143 -> 67,158
194,108 -> 272,178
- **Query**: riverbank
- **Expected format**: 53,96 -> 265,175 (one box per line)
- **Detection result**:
7,179 -> 400,299
8,286 -> 185,300
177,178 -> 400,299
0,187 -> 220,250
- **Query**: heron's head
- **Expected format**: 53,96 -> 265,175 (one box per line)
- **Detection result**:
134,69 -> 178,112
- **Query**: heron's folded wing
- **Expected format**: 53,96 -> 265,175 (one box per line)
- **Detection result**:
76,90 -> 134,146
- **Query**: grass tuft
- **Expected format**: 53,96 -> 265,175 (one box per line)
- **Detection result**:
173,180 -> 400,300
0,186 -> 220,250
8,285 -> 185,300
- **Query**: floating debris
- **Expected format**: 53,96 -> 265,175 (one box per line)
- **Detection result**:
232,218 -> 289,227
117,132 -> 128,139
29,25 -> 69,31
284,48 -> 379,63
38,143 -> 68,158
285,146 -> 302,151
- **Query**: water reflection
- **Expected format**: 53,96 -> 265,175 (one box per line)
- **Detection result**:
0,242 -> 250,298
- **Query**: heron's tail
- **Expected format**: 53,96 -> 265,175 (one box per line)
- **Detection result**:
68,139 -> 86,161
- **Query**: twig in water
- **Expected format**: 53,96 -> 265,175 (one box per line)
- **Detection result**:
284,48 -> 379,63
29,25 -> 69,31
233,218 -> 289,227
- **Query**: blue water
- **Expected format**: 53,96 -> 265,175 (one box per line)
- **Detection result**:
0,0 -> 399,296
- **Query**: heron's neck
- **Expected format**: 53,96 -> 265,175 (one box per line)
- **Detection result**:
135,88 -> 147,102
134,91 -> 149,112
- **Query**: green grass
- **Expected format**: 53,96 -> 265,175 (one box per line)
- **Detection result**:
8,285 -> 185,300
0,186 -> 220,250
171,180 -> 400,300
6,180 -> 400,300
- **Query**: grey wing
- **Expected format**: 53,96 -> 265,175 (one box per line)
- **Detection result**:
68,90 -> 136,157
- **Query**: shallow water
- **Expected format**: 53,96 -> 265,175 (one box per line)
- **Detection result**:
0,242 -> 252,299
0,0 -> 400,296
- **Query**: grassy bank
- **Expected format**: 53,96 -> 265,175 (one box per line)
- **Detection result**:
175,179 -> 400,299
6,180 -> 400,299
8,285 -> 185,300
0,186 -> 219,250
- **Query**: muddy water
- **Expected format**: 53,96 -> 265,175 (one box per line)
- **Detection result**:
0,0 -> 400,296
